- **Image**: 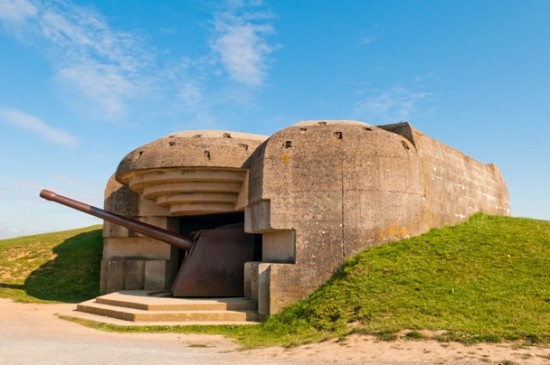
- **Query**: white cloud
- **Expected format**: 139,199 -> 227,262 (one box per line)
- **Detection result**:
354,87 -> 433,123
211,2 -> 276,86
0,0 -> 37,23
0,0 -> 153,119
0,108 -> 78,147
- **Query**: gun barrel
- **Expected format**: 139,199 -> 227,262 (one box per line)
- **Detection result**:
40,189 -> 193,250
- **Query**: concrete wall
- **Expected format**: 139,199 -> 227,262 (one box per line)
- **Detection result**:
381,122 -> 511,226
101,176 -> 178,294
245,121 -> 426,316
245,120 -> 510,317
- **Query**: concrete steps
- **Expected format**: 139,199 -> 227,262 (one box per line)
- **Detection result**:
73,290 -> 259,325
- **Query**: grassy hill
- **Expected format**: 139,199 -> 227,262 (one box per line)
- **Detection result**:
0,226 -> 102,303
0,214 -> 548,346
245,213 -> 549,346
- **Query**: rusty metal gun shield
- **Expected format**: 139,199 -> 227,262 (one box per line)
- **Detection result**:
171,226 -> 256,297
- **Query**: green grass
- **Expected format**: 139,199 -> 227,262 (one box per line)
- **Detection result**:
252,214 -> 550,346
0,226 -> 102,303
1,214 -> 549,347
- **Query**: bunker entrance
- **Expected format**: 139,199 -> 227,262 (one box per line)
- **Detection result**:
172,212 -> 262,298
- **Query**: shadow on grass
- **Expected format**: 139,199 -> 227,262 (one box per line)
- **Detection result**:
24,229 -> 102,303
0,283 -> 25,289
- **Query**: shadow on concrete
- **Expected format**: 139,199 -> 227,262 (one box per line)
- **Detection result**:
24,229 -> 103,303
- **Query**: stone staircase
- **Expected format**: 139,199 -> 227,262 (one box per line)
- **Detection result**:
72,290 -> 259,325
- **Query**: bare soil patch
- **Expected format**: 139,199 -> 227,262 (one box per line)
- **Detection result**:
240,334 -> 550,365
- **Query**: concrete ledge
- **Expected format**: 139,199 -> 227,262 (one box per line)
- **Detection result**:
77,301 -> 258,322
72,291 -> 259,325
61,308 -> 260,327
95,291 -> 257,311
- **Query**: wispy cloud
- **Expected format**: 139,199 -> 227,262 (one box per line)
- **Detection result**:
56,61 -> 138,118
210,1 -> 277,86
354,87 -> 433,123
163,58 -> 205,110
0,0 -> 37,22
359,34 -> 375,45
0,0 -> 279,124
0,0 -> 153,119
0,107 -> 78,147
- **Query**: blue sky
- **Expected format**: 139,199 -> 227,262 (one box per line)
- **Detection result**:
1,0 -> 549,238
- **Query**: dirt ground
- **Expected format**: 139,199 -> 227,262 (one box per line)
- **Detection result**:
242,334 -> 550,365
0,299 -> 548,365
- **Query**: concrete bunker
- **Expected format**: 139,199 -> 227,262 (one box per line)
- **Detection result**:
97,120 -> 510,319
101,130 -> 267,298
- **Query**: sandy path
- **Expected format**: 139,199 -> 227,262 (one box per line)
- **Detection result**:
243,334 -> 550,365
0,299 -> 547,365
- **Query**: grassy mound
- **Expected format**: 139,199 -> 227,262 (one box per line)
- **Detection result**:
244,214 -> 549,346
0,226 -> 102,303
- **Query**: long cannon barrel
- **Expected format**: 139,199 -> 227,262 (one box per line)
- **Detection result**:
39,189 -> 193,251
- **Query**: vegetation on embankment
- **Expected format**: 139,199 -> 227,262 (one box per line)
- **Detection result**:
0,226 -> 102,303
1,214 -> 549,346
242,213 -> 549,346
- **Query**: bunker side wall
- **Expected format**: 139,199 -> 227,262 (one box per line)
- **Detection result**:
381,123 -> 511,227
246,121 -> 430,315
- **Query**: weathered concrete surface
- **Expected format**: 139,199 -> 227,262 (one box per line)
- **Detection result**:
98,120 -> 510,317
116,130 -> 268,175
74,291 -> 259,323
245,120 -> 510,315
245,121 -> 428,315
380,122 -> 510,226
101,131 -> 267,295
101,176 -> 178,294
115,130 -> 267,217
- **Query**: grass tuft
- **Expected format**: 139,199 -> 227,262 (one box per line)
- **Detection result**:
403,331 -> 425,341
